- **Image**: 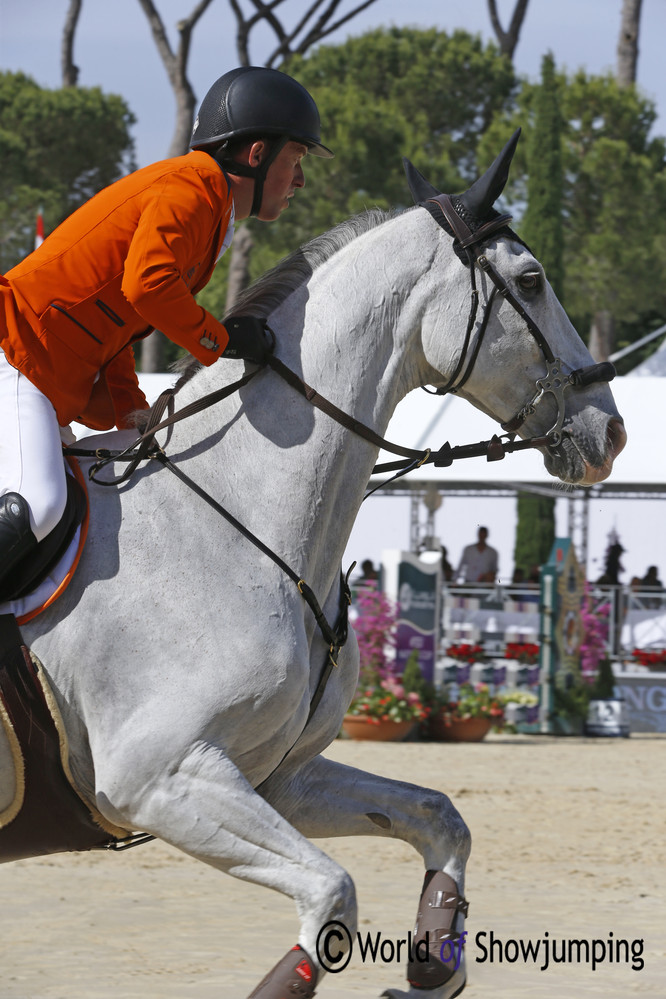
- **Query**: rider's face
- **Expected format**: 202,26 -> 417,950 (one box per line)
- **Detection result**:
250,140 -> 307,221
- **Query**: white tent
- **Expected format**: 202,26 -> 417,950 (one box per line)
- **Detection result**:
349,375 -> 665,583
630,339 -> 666,376
373,375 -> 664,495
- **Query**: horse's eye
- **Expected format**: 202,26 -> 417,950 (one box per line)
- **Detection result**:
518,272 -> 541,292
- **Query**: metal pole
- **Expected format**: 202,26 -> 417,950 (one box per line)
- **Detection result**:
539,570 -> 554,734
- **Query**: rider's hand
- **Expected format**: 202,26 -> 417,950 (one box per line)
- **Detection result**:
222,316 -> 271,365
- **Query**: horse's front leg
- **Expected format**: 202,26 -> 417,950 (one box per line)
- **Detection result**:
95,746 -> 357,998
261,754 -> 471,999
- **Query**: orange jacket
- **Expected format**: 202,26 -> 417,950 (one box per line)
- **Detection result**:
1,151 -> 233,429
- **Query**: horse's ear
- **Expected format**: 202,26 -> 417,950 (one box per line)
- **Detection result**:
457,128 -> 521,218
402,157 -> 441,203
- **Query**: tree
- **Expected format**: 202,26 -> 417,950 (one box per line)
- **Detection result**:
230,0 -> 381,68
521,51 -> 564,299
513,52 -> 562,570
0,72 -> 135,272
617,0 -> 643,86
513,493 -> 555,579
486,0 -> 530,61
561,73 -> 666,355
137,0 -> 216,159
479,68 -> 666,359
218,28 -> 517,286
62,0 -> 83,87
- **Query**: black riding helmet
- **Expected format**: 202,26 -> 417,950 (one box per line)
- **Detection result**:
191,67 -> 333,217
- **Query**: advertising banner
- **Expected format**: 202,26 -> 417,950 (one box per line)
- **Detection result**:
382,550 -> 441,682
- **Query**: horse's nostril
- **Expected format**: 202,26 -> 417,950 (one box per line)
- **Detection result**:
607,418 -> 627,460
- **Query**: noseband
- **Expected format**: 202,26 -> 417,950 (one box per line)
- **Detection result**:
422,194 -> 615,448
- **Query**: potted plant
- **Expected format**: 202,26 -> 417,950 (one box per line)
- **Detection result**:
553,674 -> 591,735
342,674 -> 429,741
498,689 -> 540,731
632,648 -> 666,671
445,642 -> 485,664
584,657 -> 630,738
342,588 -> 429,740
503,641 -> 540,665
428,682 -> 504,742
579,585 -> 629,737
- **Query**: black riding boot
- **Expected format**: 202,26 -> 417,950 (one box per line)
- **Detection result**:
0,493 -> 38,598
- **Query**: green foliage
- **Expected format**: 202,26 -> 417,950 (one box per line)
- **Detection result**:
0,71 -> 136,271
590,658 -> 616,700
513,494 -> 555,579
513,53 -> 561,597
553,676 -> 591,723
401,649 -> 436,705
248,27 -> 517,276
521,52 -> 564,299
480,67 -> 666,349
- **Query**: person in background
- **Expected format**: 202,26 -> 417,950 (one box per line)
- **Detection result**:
441,546 -> 454,583
357,559 -> 378,587
640,565 -> 664,608
455,526 -> 498,584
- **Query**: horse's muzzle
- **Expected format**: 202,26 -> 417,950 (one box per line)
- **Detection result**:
580,417 -> 627,484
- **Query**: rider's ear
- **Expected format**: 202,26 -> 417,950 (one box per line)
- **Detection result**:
248,141 -> 267,168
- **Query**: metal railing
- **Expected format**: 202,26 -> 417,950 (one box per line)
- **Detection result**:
441,583 -> 666,661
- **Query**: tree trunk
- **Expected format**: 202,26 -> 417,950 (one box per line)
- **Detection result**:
61,0 -> 83,86
225,224 -> 254,314
588,310 -> 615,362
617,0 -> 643,86
168,81 -> 198,158
139,330 -> 167,373
486,0 -> 530,60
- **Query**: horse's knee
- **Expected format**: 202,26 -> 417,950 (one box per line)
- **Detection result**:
302,861 -> 357,937
418,789 -> 471,866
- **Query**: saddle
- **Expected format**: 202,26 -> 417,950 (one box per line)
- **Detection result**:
0,613 -> 130,862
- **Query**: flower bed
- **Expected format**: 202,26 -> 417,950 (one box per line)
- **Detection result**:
632,648 -> 666,671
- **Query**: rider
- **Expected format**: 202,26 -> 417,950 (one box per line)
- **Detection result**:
0,67 -> 333,595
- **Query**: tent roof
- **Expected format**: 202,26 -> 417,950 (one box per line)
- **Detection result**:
373,375 -> 663,496
629,335 -> 666,376
81,373 -> 660,497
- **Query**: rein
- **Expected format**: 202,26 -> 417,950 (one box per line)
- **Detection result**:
66,203 -> 616,774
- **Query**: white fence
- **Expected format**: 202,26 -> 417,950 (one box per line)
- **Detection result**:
441,583 -> 666,662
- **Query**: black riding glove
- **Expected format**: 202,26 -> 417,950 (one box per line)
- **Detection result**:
222,316 -> 271,365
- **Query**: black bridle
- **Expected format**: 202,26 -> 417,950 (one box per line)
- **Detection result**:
420,193 -> 615,448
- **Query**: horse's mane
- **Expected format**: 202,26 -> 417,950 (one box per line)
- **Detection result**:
172,208 -> 395,388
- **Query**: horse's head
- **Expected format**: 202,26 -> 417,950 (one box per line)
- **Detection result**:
403,132 -> 626,486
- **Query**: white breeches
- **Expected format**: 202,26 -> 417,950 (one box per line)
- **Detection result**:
0,350 -> 68,542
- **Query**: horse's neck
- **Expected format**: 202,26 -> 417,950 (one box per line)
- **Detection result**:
175,215 -> 441,592
272,213 -> 435,428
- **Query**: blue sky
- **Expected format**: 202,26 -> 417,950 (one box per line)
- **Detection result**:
3,0 -> 666,167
